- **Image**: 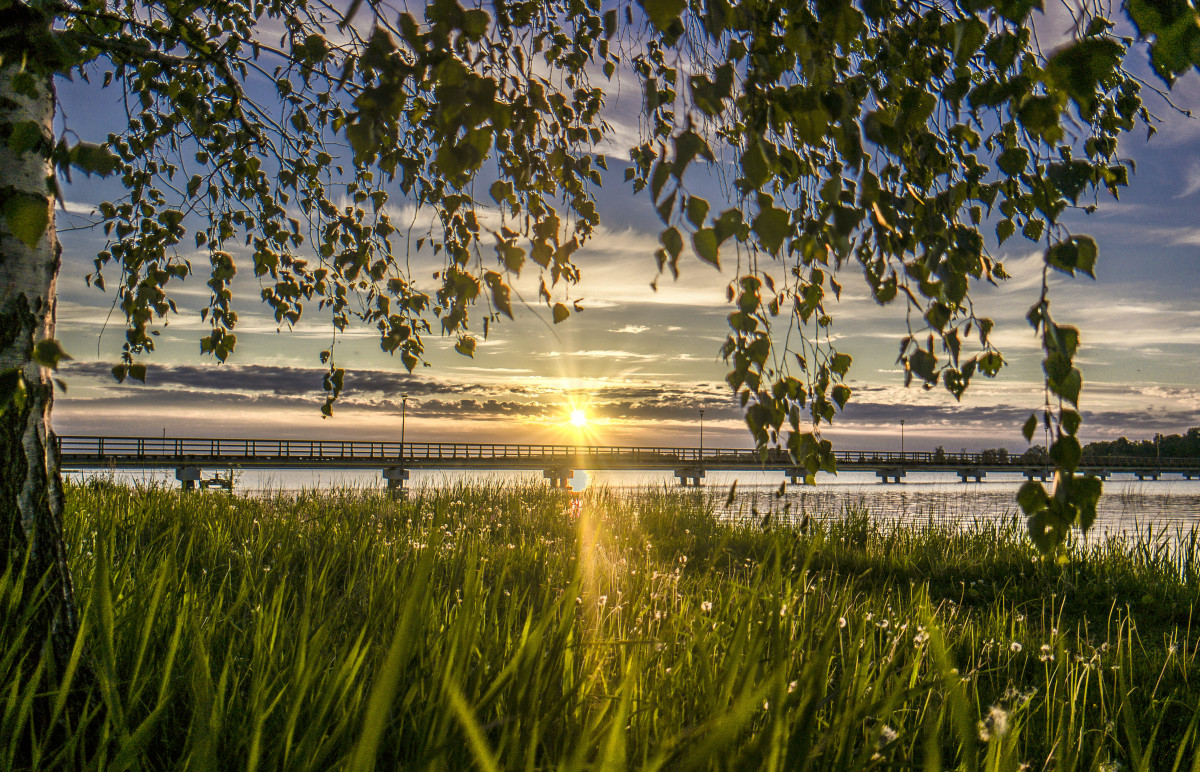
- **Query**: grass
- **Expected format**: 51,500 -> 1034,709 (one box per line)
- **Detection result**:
3,479 -> 1200,770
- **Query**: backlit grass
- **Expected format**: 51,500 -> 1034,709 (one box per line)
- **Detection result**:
3,480 -> 1200,770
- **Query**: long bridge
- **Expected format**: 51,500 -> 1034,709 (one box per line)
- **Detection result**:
56,435 -> 1200,492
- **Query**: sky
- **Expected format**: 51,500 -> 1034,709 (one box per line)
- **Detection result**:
48,5 -> 1200,453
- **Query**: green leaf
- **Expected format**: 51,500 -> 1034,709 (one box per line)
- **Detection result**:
455,335 -> 477,357
673,130 -> 714,177
740,141 -> 770,190
1050,434 -> 1081,473
3,193 -> 50,249
831,384 -> 851,409
686,196 -> 710,228
692,228 -> 719,267
1061,408 -> 1081,436
1045,239 -> 1078,274
909,349 -> 937,383
640,0 -> 686,32
1074,474 -> 1103,532
1048,38 -> 1125,111
952,18 -> 988,64
713,208 -> 743,243
752,207 -> 789,254
1026,508 -> 1064,554
32,339 -> 72,370
997,147 -> 1028,176
1053,367 -> 1082,405
1017,480 -> 1049,515
830,352 -> 852,377
996,219 -> 1016,245
1022,412 -> 1038,443
661,226 -> 684,259
1073,235 -> 1098,277
552,303 -> 570,324
69,142 -> 120,177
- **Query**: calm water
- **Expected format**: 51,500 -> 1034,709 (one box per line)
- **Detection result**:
66,466 -> 1200,540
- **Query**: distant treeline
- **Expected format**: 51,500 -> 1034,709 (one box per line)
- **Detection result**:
1081,428 -> 1200,459
928,428 -> 1200,464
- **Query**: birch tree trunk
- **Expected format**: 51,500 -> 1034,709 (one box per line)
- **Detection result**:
0,33 -> 80,667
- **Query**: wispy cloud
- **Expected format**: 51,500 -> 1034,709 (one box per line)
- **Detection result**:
1178,162 -> 1200,198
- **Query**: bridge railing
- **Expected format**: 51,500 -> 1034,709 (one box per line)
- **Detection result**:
54,435 -> 1197,470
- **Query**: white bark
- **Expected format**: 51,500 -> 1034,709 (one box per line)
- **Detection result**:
0,48 -> 78,663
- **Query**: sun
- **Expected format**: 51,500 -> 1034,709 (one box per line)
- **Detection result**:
570,409 -> 589,429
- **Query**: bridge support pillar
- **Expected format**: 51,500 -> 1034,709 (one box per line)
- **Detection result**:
1184,472 -> 1199,480
199,474 -> 233,491
875,468 -> 905,484
674,468 -> 705,487
956,468 -> 985,483
1023,469 -> 1052,482
786,468 -> 814,485
175,466 -> 201,491
1092,470 -> 1111,480
1136,470 -> 1161,481
544,468 -> 572,488
383,467 -> 410,498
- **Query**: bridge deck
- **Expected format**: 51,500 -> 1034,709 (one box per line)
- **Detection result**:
56,435 -> 1200,477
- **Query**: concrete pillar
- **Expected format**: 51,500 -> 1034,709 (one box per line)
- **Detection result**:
543,468 -> 571,488
956,468 -> 985,483
200,475 -> 233,491
176,466 -> 201,491
875,468 -> 905,484
384,467 -> 410,498
674,468 -> 705,487
786,468 -> 803,485
1023,468 -> 1052,481
1136,470 -> 1161,481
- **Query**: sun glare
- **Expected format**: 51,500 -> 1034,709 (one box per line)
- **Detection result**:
570,409 -> 589,429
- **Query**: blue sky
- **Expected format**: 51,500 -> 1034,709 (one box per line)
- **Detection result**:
48,8 -> 1200,452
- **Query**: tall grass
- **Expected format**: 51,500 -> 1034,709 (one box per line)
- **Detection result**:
2,480 -> 1200,770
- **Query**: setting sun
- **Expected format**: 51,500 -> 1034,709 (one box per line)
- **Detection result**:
570,409 -> 589,429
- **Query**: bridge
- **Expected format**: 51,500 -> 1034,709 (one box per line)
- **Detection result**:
56,435 -> 1200,493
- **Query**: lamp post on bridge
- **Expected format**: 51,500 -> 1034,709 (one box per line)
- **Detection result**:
699,408 -> 705,462
900,419 -> 905,465
401,394 -> 409,460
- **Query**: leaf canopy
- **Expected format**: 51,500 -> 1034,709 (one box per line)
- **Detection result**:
16,0 -> 1200,553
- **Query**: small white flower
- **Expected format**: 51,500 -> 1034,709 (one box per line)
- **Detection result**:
1010,641 -> 1023,653
978,705 -> 1009,740
879,725 -> 898,745
598,595 -> 607,607
701,601 -> 713,613
838,617 -> 847,628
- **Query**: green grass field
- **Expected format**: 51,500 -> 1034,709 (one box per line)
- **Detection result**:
4,480 -> 1200,770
